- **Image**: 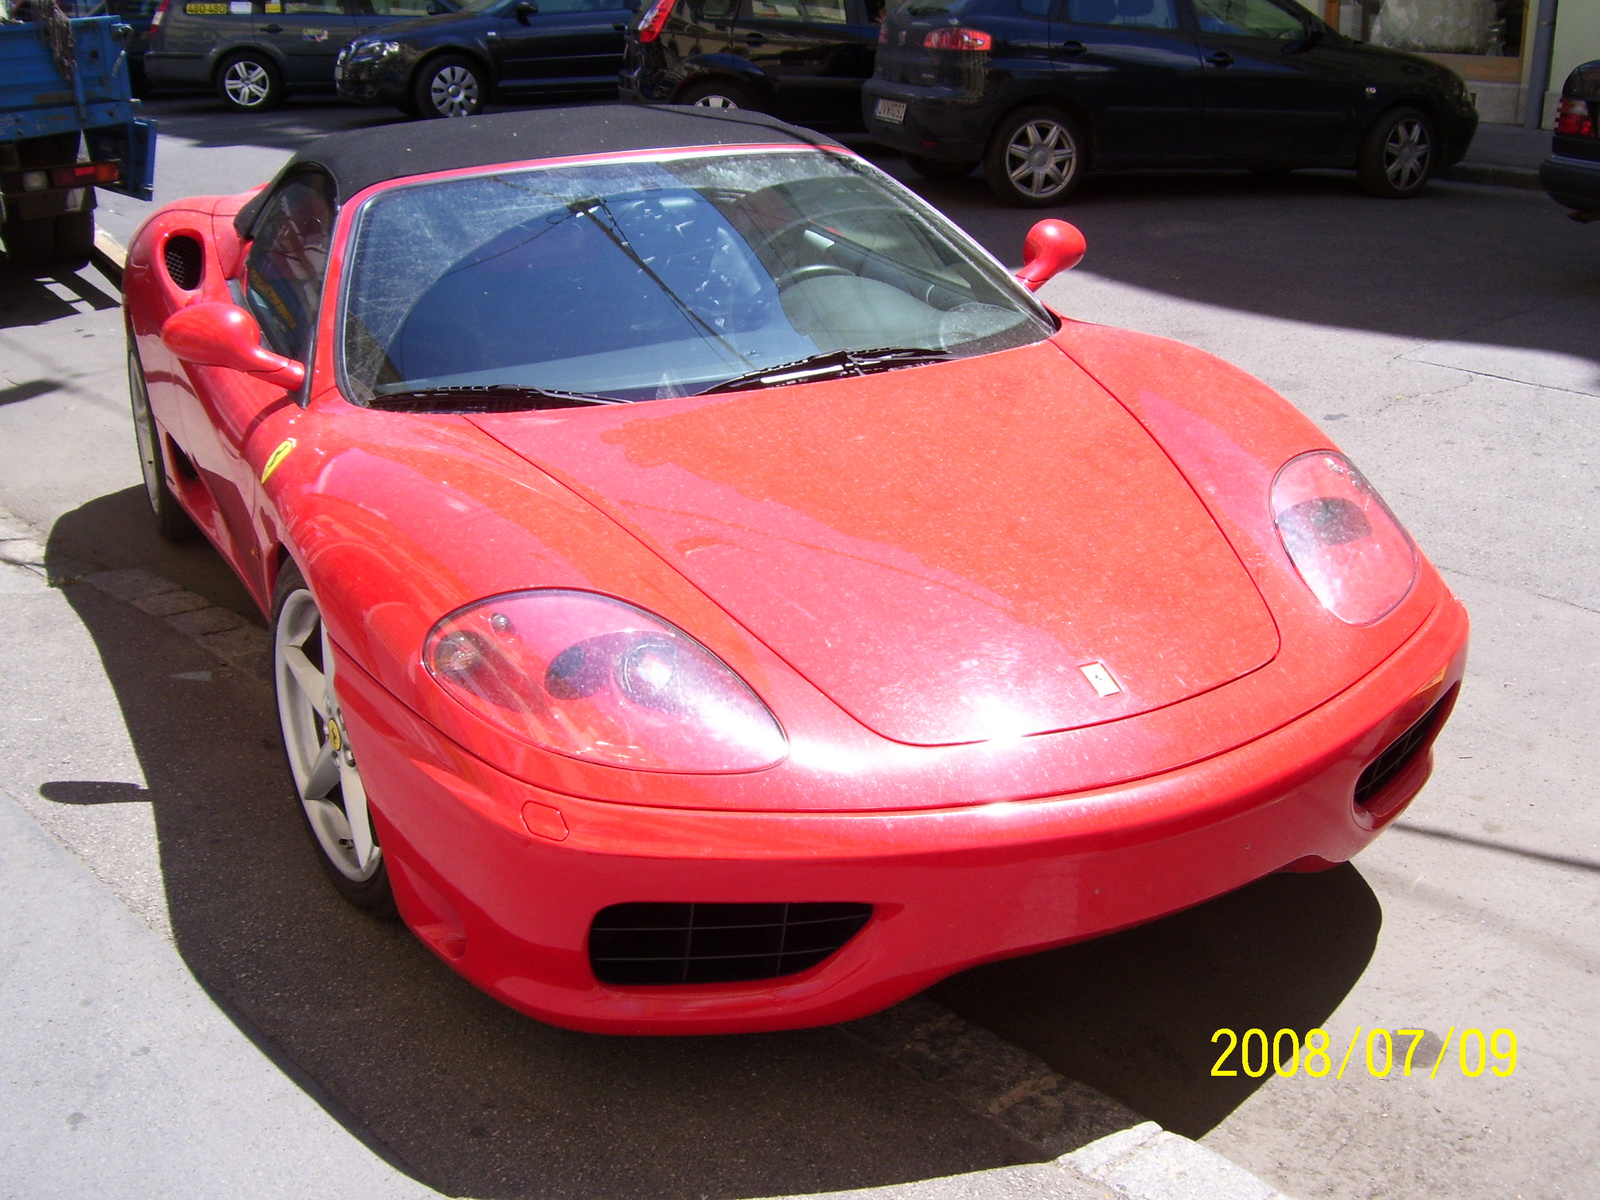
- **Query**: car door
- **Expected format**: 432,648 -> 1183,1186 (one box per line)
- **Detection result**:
182,170 -> 336,595
258,0 -> 359,83
491,0 -> 635,90
1186,0 -> 1358,161
1052,0 -> 1205,163
727,0 -> 874,126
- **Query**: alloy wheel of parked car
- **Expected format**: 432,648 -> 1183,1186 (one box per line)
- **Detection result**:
676,78 -> 758,112
985,108 -> 1084,207
217,53 -> 282,112
273,565 -> 394,912
417,56 -> 485,119
1358,107 -> 1435,199
127,341 -> 199,543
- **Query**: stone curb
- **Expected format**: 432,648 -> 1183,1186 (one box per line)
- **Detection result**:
1438,162 -> 1544,191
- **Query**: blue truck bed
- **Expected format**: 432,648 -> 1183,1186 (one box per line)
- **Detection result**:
1,13 -> 156,268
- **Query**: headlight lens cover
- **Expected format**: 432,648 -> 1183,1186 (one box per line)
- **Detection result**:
1271,451 -> 1417,625
424,590 -> 787,772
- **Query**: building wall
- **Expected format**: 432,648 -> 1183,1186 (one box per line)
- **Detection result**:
1549,1 -> 1599,97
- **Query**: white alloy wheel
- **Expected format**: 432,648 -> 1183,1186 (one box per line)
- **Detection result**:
1382,115 -> 1432,192
428,63 -> 482,118
275,586 -> 381,883
221,57 -> 276,110
693,93 -> 739,109
1005,118 -> 1077,200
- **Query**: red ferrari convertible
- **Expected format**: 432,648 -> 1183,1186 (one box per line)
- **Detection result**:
124,106 -> 1466,1034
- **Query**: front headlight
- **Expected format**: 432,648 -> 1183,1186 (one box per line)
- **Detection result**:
424,590 -> 787,772
350,39 -> 402,60
1272,451 -> 1417,625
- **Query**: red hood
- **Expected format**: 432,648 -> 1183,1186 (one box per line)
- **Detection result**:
470,341 -> 1278,746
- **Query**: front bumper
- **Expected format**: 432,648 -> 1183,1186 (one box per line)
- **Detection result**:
334,591 -> 1467,1035
336,53 -> 412,106
1541,153 -> 1600,214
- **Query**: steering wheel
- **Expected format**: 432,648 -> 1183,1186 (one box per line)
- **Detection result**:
774,263 -> 854,290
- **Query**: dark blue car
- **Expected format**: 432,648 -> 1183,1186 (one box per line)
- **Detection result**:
863,0 -> 1479,206
1541,60 -> 1600,223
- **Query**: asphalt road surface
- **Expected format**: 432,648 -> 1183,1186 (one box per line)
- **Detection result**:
3,94 -> 1598,1199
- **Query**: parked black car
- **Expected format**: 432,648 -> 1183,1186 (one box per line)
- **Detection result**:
617,0 -> 881,128
863,0 -> 1478,206
338,0 -> 636,117
142,0 -> 456,111
1540,60 -> 1600,223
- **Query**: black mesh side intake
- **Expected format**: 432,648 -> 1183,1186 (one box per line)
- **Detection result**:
589,902 -> 872,986
163,234 -> 203,291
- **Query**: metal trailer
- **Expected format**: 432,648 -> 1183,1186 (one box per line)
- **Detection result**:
1,9 -> 155,270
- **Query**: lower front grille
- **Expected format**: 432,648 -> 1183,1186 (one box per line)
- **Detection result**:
589,902 -> 873,986
1355,685 -> 1457,807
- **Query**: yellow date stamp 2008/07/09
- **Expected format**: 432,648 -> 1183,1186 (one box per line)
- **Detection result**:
1210,1027 -> 1517,1080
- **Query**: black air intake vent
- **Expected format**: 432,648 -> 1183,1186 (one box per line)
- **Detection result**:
1355,686 -> 1456,807
164,234 -> 203,290
589,902 -> 872,986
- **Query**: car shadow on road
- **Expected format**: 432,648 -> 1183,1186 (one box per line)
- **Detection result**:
40,499 -> 1049,1200
931,865 -> 1381,1139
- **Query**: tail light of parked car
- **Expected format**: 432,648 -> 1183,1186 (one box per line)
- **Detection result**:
635,0 -> 679,43
923,27 -> 992,51
1554,98 -> 1594,138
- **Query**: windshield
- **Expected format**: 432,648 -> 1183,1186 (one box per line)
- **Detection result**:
339,149 -> 1055,406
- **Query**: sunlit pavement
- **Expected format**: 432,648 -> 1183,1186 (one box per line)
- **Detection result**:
3,96 -> 1598,1199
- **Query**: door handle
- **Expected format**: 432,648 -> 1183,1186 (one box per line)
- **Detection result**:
263,22 -> 282,32
743,32 -> 764,45
1058,39 -> 1085,55
1208,50 -> 1233,66
613,21 -> 626,29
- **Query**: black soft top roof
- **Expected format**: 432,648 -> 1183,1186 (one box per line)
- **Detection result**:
234,104 -> 842,238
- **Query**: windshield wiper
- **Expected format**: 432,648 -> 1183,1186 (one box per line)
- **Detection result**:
366,384 -> 628,414
697,347 -> 953,396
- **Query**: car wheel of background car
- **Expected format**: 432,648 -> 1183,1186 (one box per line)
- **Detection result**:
128,341 -> 200,544
1358,106 -> 1435,199
985,107 -> 1085,208
52,211 -> 94,271
676,78 -> 759,111
0,215 -> 55,270
414,55 -> 486,119
905,154 -> 979,181
217,52 -> 283,112
273,561 -> 395,915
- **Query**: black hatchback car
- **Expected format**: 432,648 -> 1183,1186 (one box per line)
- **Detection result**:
337,0 -> 637,118
1540,60 -> 1600,223
863,0 -> 1478,206
618,0 -> 881,128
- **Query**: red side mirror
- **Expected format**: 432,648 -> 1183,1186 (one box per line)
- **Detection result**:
1015,219 -> 1086,292
160,301 -> 306,390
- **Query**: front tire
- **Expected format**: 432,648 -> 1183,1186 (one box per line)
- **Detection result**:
676,78 -> 759,111
273,562 -> 395,915
413,55 -> 486,119
1357,106 -> 1435,199
217,52 -> 283,112
128,341 -> 200,543
984,107 -> 1085,207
